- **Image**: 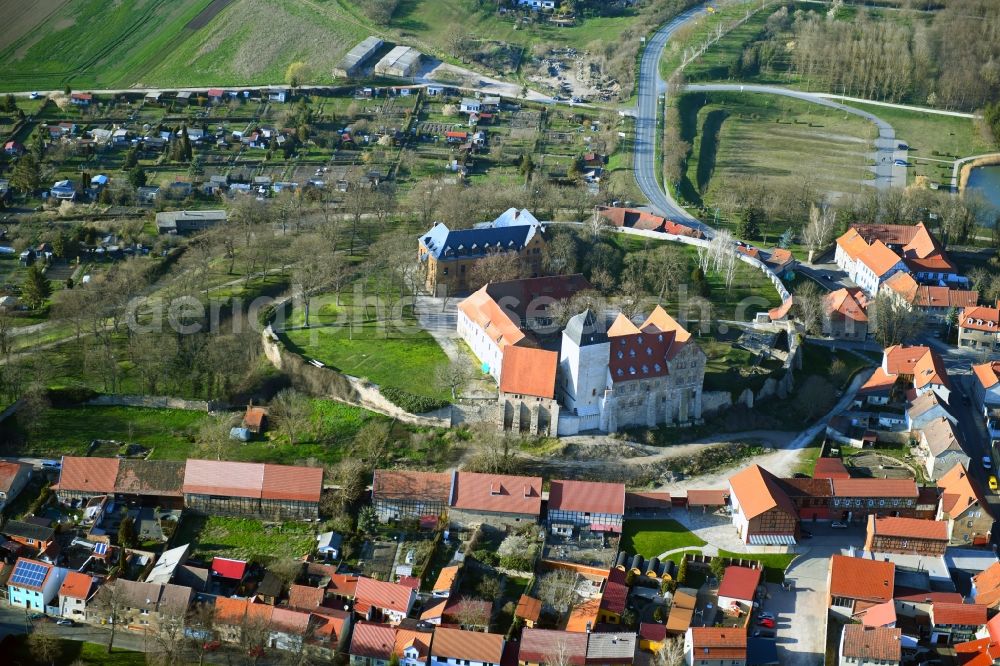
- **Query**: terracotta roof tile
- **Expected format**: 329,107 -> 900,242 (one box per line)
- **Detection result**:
728,465 -> 796,519
825,288 -> 869,322
973,562 -> 1000,608
518,629 -> 588,665
598,206 -> 666,232
841,625 -> 901,661
451,472 -> 542,517
355,577 -> 413,614
813,458 -> 851,480
433,565 -> 460,595
183,459 -> 263,498
430,627 -> 504,663
288,584 -> 324,610
961,305 -> 1000,332
515,594 -> 541,622
933,602 -> 988,627
685,489 -> 729,506
861,600 -> 896,627
261,464 -> 322,502
689,628 -> 747,660
57,457 -> 120,494
350,622 -> 396,659
829,555 -> 894,603
59,571 -> 93,600
837,228 -> 871,260
974,362 -> 1000,390
0,462 -> 29,494
549,480 -> 625,516
373,469 -> 452,502
870,516 -> 948,540
499,346 -> 558,399
831,478 -> 918,498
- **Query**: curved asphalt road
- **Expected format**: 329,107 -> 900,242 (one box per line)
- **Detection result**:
632,8 -> 906,235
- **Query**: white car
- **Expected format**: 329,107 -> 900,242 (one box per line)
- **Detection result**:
831,521 -> 848,529
984,456 -> 993,470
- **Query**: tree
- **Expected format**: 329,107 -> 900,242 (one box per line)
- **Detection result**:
10,153 -> 41,193
149,610 -> 187,666
779,228 -> 794,248
94,582 -> 127,654
435,361 -> 471,400
358,505 -> 379,534
28,624 -> 60,666
1,93 -> 16,112
21,264 -> 52,309
537,568 -> 579,613
335,457 -> 369,510
196,415 -> 234,460
793,281 -> 825,335
270,388 -> 312,445
468,249 -> 522,290
802,203 -> 838,262
466,423 -> 519,475
477,576 -> 502,601
519,153 -> 535,178
118,514 -> 137,548
586,208 -> 612,241
870,290 -> 924,347
795,375 -> 835,420
291,235 -> 334,327
645,245 -> 689,300
544,231 -> 579,275
127,165 -> 147,188
709,555 -> 727,583
285,61 -> 311,90
353,421 -> 392,466
656,637 -> 686,666
185,601 -> 217,666
735,206 -> 762,240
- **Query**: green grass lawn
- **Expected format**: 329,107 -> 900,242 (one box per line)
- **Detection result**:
677,92 -> 872,229
718,550 -> 796,583
174,514 -> 317,562
619,519 -> 706,559
7,406 -> 210,458
3,636 -> 144,665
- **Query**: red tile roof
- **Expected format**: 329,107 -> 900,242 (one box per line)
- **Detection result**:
350,622 -> 396,659
458,285 -> 526,350
59,571 -> 93,600
831,478 -> 918,498
243,406 -> 267,429
973,562 -> 1000,608
57,457 -> 120,493
0,462 -> 28,493
961,305 -> 1000,332
685,489 -> 729,506
717,566 -> 762,602
858,239 -> 903,277
837,228 -> 870,260
600,574 -> 628,615
861,600 -> 897,627
974,362 -> 1000,390
451,472 -> 542,517
373,469 -> 451,502
430,627 -> 504,663
639,622 -> 667,641
549,480 -> 625,516
262,464 -> 322,502
624,491 -> 671,510
213,596 -> 248,624
598,206 -> 666,232
937,463 -> 990,519
606,306 -> 694,383
515,594 -> 541,622
355,577 -> 414,615
829,555 -> 894,603
689,628 -> 747,660
182,460 -> 321,502
825,288 -> 869,322
813,457 -> 851,480
288,584 -> 324,610
499,346 -> 558,399
519,629 -> 588,664
270,606 -> 311,634
841,625 -> 901,661
211,558 -> 247,580
870,516 -> 948,541
933,602 -> 988,627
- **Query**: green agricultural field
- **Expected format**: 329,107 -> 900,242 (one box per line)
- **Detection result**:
175,514 -> 317,561
619,519 -> 706,559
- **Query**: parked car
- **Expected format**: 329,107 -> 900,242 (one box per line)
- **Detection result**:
758,618 -> 776,628
893,159 -> 909,167
56,618 -> 74,626
831,521 -> 848,529
758,612 -> 776,621
897,143 -> 908,150
984,456 -> 993,470
41,460 -> 61,470
990,476 -> 998,492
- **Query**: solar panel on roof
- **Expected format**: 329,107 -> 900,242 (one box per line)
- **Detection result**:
11,561 -> 48,588
94,543 -> 108,555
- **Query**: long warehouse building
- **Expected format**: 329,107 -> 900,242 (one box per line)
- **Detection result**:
334,36 -> 384,78
374,45 -> 423,78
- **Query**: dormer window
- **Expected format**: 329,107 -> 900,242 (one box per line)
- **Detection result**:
658,334 -> 663,341
629,366 -> 636,375
620,339 -> 626,346
490,483 -> 501,496
646,347 -> 652,355
617,351 -> 624,359
637,336 -> 643,344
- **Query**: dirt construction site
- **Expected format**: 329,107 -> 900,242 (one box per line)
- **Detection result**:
524,47 -> 621,102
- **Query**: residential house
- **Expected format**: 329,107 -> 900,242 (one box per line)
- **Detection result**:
953,613 -> 1000,666
918,417 -> 970,481
836,222 -> 960,287
586,632 -> 636,665
935,463 -> 993,547
837,625 -> 901,666
458,273 -> 590,383
548,480 -> 625,534
973,360 -> 1000,444
683,627 -> 747,666
717,566 -> 762,610
110,580 -> 193,631
349,622 -> 415,666
316,532 -> 342,560
828,555 -> 894,616
145,544 -> 191,586
448,471 -> 542,529
764,248 -> 796,276
113,459 -> 185,509
823,288 -> 870,340
2,519 -> 56,555
515,594 -> 542,628
354,577 -> 415,625
906,390 -> 956,433
639,623 -> 667,653
882,345 -> 950,401
959,304 -> 1000,351
53,456 -> 120,503
863,515 -> 949,556
830,478 -> 920,522
70,93 -> 93,106
929,602 -> 988,645
779,477 -> 835,521
58,571 -> 94,619
518,628 -> 588,665
972,563 -> 1000,609
880,271 -> 978,322
372,470 -> 451,524
429,627 -> 504,666
8,558 -> 67,611
182,459 -> 323,520
666,588 -> 698,636
835,229 -> 907,296
598,568 -> 628,625
597,207 -> 704,239
558,306 -> 707,434
432,565 -> 460,598
727,465 -> 799,545
419,209 -> 546,294
498,345 -> 561,436
814,458 -> 851,480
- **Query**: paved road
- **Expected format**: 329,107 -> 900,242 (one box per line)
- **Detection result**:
685,83 -> 908,189
633,5 -> 711,231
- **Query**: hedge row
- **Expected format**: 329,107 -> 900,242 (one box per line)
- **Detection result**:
380,387 -> 449,414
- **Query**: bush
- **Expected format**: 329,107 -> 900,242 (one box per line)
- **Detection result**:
472,549 -> 499,566
500,553 -> 533,571
380,387 -> 449,414
46,387 -> 98,407
677,557 -> 689,585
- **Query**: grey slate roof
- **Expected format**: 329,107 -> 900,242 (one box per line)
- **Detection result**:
564,309 -> 608,347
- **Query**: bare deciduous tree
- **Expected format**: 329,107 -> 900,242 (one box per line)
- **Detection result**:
870,289 -> 924,347
793,281 -> 826,335
468,249 -> 523,291
802,203 -> 838,262
537,568 -> 579,614
656,636 -> 686,666
435,361 -> 471,400
270,388 -> 313,445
